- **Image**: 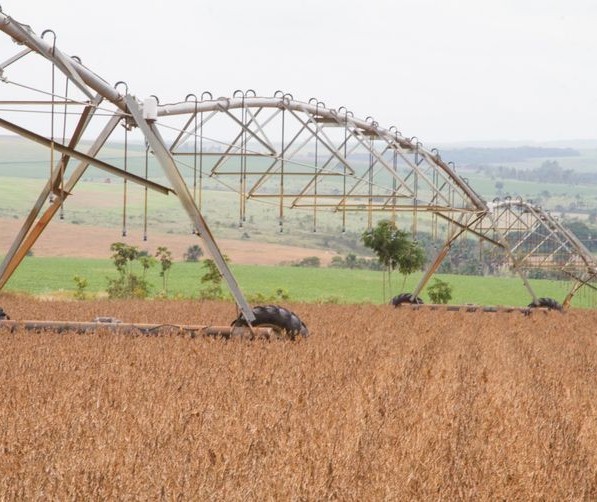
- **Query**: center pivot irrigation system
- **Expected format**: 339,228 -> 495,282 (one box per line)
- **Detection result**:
1,10 -> 596,335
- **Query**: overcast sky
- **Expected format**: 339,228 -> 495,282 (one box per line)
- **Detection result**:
2,0 -> 596,145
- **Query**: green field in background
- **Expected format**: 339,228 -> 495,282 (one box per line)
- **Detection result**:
1,256 -> 590,308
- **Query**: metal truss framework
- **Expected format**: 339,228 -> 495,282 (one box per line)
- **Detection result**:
474,199 -> 597,307
0,9 -> 594,310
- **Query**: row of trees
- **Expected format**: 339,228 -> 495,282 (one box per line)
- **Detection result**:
102,242 -> 222,300
106,243 -> 173,299
486,160 -> 587,185
96,214 -> 597,304
76,221 -> 453,302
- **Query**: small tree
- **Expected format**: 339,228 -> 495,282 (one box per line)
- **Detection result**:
362,220 -> 426,300
106,242 -> 151,299
199,257 -> 229,300
345,253 -> 358,269
139,255 -> 157,279
397,239 -> 426,291
184,244 -> 203,262
72,275 -> 88,300
110,242 -> 139,275
155,246 -> 173,293
330,255 -> 345,268
427,278 -> 453,304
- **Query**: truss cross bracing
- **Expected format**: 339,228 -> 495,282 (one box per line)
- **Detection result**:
0,9 -> 594,311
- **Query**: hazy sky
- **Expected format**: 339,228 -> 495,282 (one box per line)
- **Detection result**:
2,0 -> 596,144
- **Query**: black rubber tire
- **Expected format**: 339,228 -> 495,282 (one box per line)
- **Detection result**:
0,307 -> 9,320
391,293 -> 424,307
232,305 -> 309,339
528,297 -> 562,311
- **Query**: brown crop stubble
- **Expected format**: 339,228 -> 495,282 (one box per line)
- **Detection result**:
1,295 -> 597,500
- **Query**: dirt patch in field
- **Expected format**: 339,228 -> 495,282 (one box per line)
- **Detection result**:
0,217 -> 337,265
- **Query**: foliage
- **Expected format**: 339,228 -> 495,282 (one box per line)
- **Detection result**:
106,242 -> 151,299
109,242 -> 138,274
396,239 -> 426,278
439,146 -> 579,165
72,275 -> 88,300
466,158 -> 594,186
563,219 -> 597,251
247,288 -> 290,303
427,278 -> 453,304
329,253 -> 382,271
292,256 -> 321,268
435,237 -> 492,276
184,244 -> 203,262
7,256 -> 596,308
362,220 -> 426,299
362,220 -> 405,271
155,246 -> 173,292
199,257 -> 229,300
139,255 -> 157,278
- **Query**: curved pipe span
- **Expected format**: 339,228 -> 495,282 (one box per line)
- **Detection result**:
157,95 -> 487,211
477,198 -> 597,307
1,7 -> 594,309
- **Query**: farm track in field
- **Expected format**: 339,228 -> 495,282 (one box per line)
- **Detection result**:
1,295 -> 597,499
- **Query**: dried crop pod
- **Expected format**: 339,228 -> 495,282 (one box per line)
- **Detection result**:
232,305 -> 309,339
390,293 -> 424,307
527,297 -> 563,311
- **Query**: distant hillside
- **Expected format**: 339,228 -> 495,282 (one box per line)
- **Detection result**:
438,146 -> 579,166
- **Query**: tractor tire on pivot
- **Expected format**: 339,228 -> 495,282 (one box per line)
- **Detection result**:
528,297 -> 563,311
391,293 -> 424,307
232,305 -> 309,340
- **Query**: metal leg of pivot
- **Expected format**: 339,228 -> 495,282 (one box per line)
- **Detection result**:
0,114 -> 121,290
411,225 -> 467,298
125,95 -> 256,324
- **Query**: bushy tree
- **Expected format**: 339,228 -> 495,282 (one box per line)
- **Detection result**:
396,238 -> 426,290
72,275 -> 88,300
106,242 -> 151,299
427,278 -> 453,304
184,244 -> 203,262
199,257 -> 229,300
362,220 -> 426,300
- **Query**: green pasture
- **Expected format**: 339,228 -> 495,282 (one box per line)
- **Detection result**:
463,173 -> 597,203
1,256 -> 592,308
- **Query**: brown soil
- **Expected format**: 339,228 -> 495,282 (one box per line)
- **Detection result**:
0,217 -> 336,265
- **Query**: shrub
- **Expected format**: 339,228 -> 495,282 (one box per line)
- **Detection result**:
427,278 -> 453,304
106,242 -> 151,299
184,245 -> 203,262
292,256 -> 321,268
72,275 -> 88,300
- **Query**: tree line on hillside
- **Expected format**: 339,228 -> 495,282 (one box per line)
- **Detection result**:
479,160 -> 597,185
298,218 -> 597,278
440,146 -> 579,165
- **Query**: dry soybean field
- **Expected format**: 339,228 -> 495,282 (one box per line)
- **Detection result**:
1,295 -> 597,500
